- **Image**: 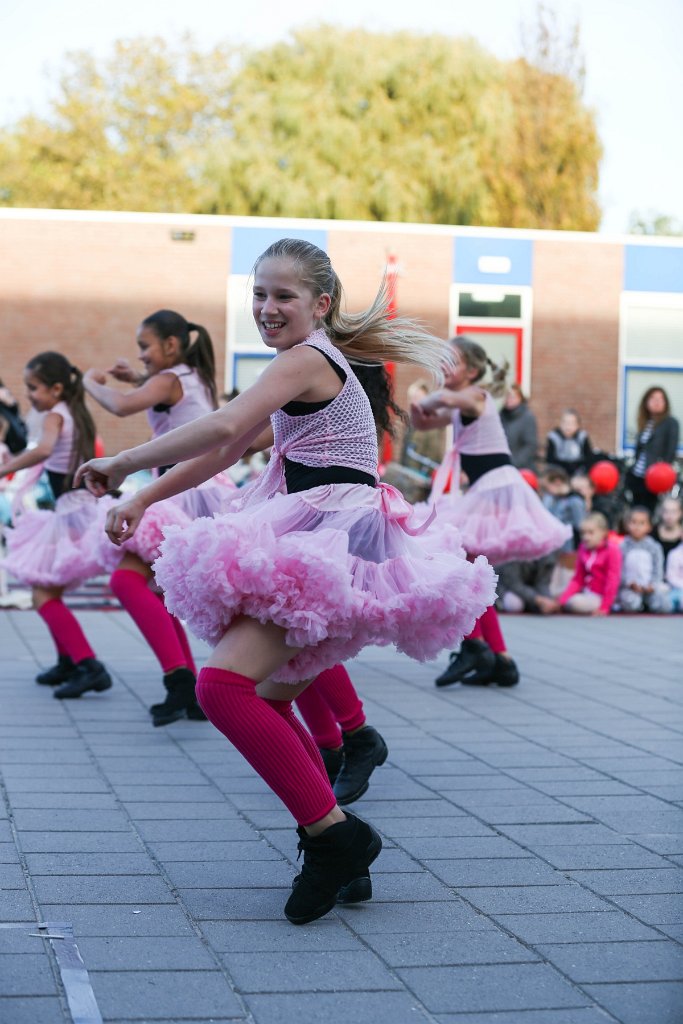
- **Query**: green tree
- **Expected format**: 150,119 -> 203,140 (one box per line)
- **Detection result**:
628,210 -> 683,236
0,23 -> 602,230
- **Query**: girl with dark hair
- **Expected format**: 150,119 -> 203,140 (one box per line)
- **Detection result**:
626,387 -> 680,513
412,336 -> 571,689
0,352 -> 112,697
76,238 -> 496,925
82,310 -> 232,723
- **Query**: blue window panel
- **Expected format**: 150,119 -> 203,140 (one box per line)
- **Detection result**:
231,227 -> 328,274
624,245 -> 683,293
453,236 -> 533,286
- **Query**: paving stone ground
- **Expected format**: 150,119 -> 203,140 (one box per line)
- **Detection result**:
1,606 -> 682,1024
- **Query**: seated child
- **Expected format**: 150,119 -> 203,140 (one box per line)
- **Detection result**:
618,506 -> 671,613
544,512 -> 621,615
495,553 -> 557,613
540,466 -> 586,553
664,542 -> 683,612
653,496 -> 683,562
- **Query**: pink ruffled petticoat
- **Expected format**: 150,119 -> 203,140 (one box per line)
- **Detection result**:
0,489 -> 108,589
93,473 -> 237,572
152,481 -> 497,683
420,465 -> 572,565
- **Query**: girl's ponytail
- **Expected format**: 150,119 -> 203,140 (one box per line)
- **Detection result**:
185,324 -> 218,409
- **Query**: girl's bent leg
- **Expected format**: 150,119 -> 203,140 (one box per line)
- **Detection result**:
110,555 -> 188,674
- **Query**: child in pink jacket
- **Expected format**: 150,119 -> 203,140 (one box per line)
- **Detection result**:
539,513 -> 622,616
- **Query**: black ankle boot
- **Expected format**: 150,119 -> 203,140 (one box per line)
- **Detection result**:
53,659 -> 112,699
36,654 -> 75,686
486,653 -> 520,688
284,812 -> 382,925
319,747 -> 343,786
434,639 -> 496,687
332,726 -> 388,806
150,667 -> 199,727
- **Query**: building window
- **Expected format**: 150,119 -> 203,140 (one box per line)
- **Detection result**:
619,292 -> 683,452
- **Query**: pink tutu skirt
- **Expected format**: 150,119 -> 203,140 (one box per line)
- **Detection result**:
152,482 -> 497,683
93,473 -> 237,572
0,489 -> 107,589
424,465 -> 572,565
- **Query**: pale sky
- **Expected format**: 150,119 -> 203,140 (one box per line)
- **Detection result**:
2,0 -> 682,233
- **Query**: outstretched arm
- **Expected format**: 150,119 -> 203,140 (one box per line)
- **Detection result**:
76,346 -> 322,492
83,369 -> 179,417
0,412 -> 62,478
103,422 -> 272,544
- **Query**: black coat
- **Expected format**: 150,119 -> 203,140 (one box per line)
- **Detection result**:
500,404 -> 538,471
633,415 -> 679,470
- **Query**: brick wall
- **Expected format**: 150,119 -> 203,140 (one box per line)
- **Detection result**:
531,240 -> 624,455
0,216 -> 230,455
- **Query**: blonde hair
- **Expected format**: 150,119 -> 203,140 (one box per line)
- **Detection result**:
451,336 -> 509,398
254,238 -> 450,382
582,511 -> 609,533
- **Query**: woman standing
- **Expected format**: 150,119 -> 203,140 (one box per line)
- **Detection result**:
626,387 -> 679,513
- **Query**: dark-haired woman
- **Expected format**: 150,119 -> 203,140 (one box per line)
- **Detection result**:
0,351 -> 113,697
626,387 -> 679,513
83,310 -> 234,723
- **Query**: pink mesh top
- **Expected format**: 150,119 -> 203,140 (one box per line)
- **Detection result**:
236,330 -> 379,505
452,393 -> 511,456
44,401 -> 75,473
146,364 -> 214,440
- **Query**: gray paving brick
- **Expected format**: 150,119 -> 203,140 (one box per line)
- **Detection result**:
179,887 -> 288,921
14,809 -> 132,831
9,793 -> 120,810
38,904 -> 196,937
531,843 -> 672,870
462,883 -> 609,915
396,963 -> 586,1013
243,992 -> 431,1024
426,858 -> 568,888
90,969 -> 244,1019
567,868 -> 683,895
538,940 -> 683,982
0,843 -> 19,863
134,819 -> 256,842
608,893 -> 683,924
334,901 -> 497,934
434,1011 -> 625,1023
493,911 -> 663,944
165,860 -> 294,889
76,935 -> 217,970
583,981 -> 683,1024
200,919 -> 360,953
498,824 -> 624,846
0,864 -> 26,888
0,997 -> 66,1023
360,930 -> 539,967
0,954 -> 58,996
147,840 -> 282,862
32,874 -> 174,905
24,852 -> 157,875
0,889 -> 35,921
16,831 -> 142,853
397,836 -> 532,860
223,949 -> 401,992
371,816 -> 495,838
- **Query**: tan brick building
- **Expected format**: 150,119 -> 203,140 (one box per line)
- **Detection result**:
1,209 -> 682,458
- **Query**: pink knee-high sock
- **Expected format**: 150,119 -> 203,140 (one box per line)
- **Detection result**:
196,667 -> 336,826
313,664 -> 366,734
263,698 -> 330,784
158,597 -> 197,675
466,605 -> 506,654
295,686 -> 343,750
110,569 -> 187,674
37,599 -> 95,664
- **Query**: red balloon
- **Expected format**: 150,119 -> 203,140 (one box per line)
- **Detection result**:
589,460 -> 619,494
645,461 -> 677,494
94,435 -> 105,459
519,468 -> 539,490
